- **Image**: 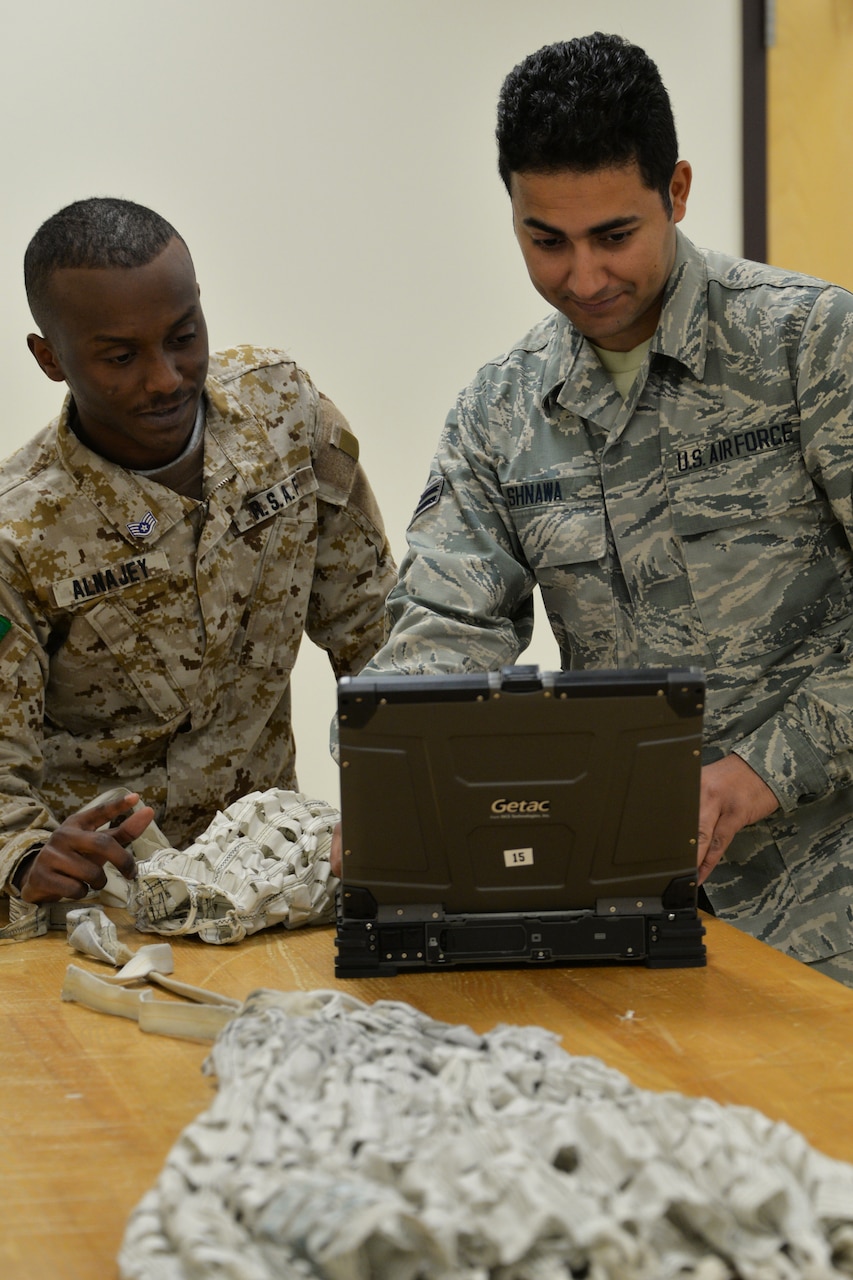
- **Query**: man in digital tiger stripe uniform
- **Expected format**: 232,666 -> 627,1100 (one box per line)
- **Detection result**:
358,35 -> 853,983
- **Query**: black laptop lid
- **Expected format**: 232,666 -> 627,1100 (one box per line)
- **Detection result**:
338,665 -> 705,919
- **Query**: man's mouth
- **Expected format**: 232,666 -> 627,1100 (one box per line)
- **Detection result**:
567,293 -> 623,314
137,394 -> 194,420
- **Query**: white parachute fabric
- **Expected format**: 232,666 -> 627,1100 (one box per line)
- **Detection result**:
119,990 -> 853,1280
127,790 -> 340,944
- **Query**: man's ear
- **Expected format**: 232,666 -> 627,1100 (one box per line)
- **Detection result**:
669,160 -> 692,225
27,333 -> 67,384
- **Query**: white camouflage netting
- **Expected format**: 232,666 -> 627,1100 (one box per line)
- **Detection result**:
127,789 -> 340,944
118,989 -> 853,1280
1,788 -> 340,946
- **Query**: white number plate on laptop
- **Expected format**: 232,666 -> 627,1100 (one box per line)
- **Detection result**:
504,847 -> 534,867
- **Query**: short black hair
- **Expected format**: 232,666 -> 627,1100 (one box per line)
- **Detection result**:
24,197 -> 188,333
496,33 -> 679,213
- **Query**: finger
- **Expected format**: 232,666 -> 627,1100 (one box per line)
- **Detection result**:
23,873 -> 92,903
696,798 -> 724,882
72,792 -> 144,833
20,850 -> 109,904
63,877 -> 96,899
695,829 -> 717,884
695,806 -> 717,880
697,811 -> 729,880
99,806 -> 154,881
46,823 -> 140,882
696,847 -> 717,885
330,822 -> 342,878
110,805 -> 155,847
82,827 -> 139,881
698,803 -> 747,883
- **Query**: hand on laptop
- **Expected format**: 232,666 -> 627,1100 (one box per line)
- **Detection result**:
330,822 -> 343,878
696,756 -> 779,884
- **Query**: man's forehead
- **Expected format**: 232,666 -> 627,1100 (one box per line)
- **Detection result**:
48,237 -> 194,290
44,239 -> 199,333
509,162 -> 663,229
509,159 -> 648,199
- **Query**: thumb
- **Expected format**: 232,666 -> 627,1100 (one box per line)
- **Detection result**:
113,804 -> 155,846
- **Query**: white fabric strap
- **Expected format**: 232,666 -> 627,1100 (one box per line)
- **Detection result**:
0,894 -> 51,943
62,906 -> 240,1039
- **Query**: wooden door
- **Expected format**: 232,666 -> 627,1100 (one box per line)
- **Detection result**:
768,0 -> 853,287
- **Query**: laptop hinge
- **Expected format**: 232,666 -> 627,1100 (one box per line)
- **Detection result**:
376,903 -> 445,923
595,896 -> 664,916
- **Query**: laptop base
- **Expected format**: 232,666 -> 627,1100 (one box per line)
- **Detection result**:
335,906 -> 706,977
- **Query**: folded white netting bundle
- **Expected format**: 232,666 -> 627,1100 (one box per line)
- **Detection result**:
127,789 -> 340,944
1,789 -> 339,945
118,989 -> 853,1280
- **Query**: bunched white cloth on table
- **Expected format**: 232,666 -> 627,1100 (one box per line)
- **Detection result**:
2,788 -> 339,945
127,789 -> 340,944
118,990 -> 853,1280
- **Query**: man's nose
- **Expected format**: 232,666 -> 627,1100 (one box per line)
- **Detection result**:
142,351 -> 182,396
566,247 -> 609,300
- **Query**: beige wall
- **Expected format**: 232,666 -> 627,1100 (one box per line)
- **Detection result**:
769,0 -> 853,286
0,0 -> 741,808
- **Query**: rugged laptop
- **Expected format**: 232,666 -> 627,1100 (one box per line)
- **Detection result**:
335,665 -> 706,977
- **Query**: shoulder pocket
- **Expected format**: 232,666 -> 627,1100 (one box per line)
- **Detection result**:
0,617 -> 38,714
238,504 -> 314,669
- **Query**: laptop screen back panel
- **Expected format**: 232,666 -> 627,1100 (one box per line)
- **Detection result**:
336,667 -> 706,975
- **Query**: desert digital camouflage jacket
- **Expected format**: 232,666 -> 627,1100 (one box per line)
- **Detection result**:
0,347 -> 395,888
368,233 -> 853,963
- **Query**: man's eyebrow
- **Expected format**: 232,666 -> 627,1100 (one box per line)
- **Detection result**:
522,214 -> 640,237
90,305 -> 199,346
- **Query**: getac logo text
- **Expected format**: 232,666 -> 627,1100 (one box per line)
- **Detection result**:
490,799 -> 550,815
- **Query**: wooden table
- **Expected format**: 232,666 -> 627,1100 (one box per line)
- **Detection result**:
2,913 -> 852,1279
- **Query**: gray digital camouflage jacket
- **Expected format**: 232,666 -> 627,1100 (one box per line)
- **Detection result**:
0,347 -> 395,888
368,233 -> 853,964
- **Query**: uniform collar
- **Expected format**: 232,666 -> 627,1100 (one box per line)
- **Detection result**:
55,366 -> 289,549
651,230 -> 709,380
56,400 -> 191,547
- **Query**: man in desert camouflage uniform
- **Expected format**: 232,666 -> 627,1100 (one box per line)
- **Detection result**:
358,35 -> 853,982
0,197 -> 394,912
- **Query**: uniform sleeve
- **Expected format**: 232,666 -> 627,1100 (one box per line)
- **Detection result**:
0,593 -> 59,889
362,390 -> 536,676
733,286 -> 853,808
306,395 -> 397,677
